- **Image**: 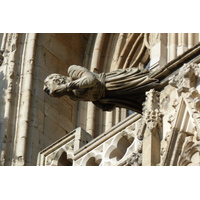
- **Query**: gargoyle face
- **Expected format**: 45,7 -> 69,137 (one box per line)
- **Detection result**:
44,74 -> 67,97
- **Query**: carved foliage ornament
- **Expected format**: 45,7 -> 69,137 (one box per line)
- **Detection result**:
144,89 -> 162,131
169,63 -> 200,94
124,140 -> 142,166
137,89 -> 162,140
125,151 -> 142,166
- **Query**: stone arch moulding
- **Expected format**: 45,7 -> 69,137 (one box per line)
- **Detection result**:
48,147 -> 73,166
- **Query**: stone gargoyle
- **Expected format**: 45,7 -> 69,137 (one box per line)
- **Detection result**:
44,65 -> 159,113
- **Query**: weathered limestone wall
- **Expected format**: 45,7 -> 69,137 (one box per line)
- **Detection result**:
29,33 -> 90,165
0,33 -> 89,165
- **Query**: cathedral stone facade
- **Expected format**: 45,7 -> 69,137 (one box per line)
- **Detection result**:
0,33 -> 200,166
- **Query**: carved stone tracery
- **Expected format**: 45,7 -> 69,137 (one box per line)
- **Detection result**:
159,63 -> 200,166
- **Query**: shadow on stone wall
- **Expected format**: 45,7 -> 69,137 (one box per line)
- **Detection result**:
0,69 -> 7,165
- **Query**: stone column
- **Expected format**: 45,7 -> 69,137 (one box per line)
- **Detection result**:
145,33 -> 167,71
177,33 -> 188,56
86,33 -> 105,137
0,33 -> 19,165
188,33 -> 194,49
13,33 -> 37,166
168,33 -> 177,62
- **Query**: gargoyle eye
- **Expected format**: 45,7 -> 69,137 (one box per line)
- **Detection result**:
53,79 -> 60,84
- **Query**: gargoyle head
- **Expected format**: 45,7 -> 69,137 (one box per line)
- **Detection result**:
44,73 -> 70,97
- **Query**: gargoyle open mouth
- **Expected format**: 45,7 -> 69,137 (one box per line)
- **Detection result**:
51,88 -> 66,97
